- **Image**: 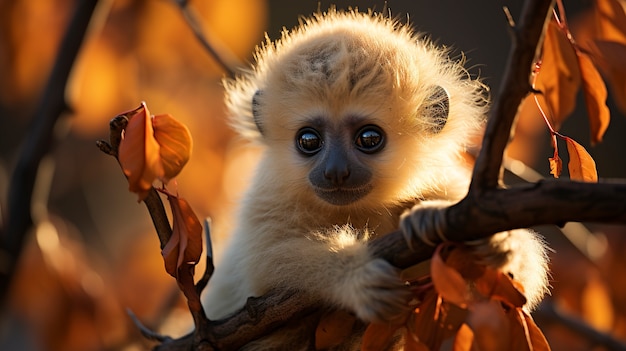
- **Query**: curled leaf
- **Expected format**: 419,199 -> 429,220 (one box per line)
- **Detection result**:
549,155 -> 563,178
467,300 -> 510,351
162,194 -> 203,278
361,319 -> 403,351
595,0 -> 626,43
577,51 -> 610,145
431,246 -> 470,308
535,20 -> 581,128
153,114 -> 193,182
564,137 -> 598,182
410,290 -> 467,350
118,102 -> 164,200
508,308 -> 551,351
452,324 -> 474,351
581,0 -> 626,115
474,267 -> 527,308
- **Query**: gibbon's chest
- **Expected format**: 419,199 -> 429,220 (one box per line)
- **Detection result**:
301,204 -> 405,239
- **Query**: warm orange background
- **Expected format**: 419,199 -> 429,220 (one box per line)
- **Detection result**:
1,1 -> 625,350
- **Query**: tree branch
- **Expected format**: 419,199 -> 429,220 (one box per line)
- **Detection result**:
471,0 -> 555,191
0,0 -> 99,304
535,301 -> 626,351
172,0 -> 241,77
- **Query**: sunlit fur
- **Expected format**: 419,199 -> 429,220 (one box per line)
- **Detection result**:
203,8 -> 549,350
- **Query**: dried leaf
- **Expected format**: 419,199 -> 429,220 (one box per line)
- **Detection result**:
535,20 -> 581,129
404,330 -> 431,351
452,324 -> 474,351
507,308 -> 551,351
466,300 -> 509,351
410,291 -> 468,350
361,320 -> 402,351
153,114 -> 193,182
431,247 -> 470,308
443,247 -> 485,282
576,51 -> 610,145
595,0 -> 626,43
316,310 -> 355,349
177,262 -> 203,313
118,102 -> 164,200
592,39 -> 626,114
549,155 -> 563,178
592,0 -> 626,114
522,312 -> 551,351
473,267 -> 527,308
162,194 -> 203,278
408,291 -> 441,348
564,137 -> 598,182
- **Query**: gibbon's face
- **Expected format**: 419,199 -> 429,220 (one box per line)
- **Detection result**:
256,80 -> 451,208
285,88 -> 449,207
294,116 -> 385,206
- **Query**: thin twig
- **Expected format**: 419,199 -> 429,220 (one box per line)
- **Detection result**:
502,6 -> 516,28
0,0 -> 99,303
127,309 -> 173,343
173,0 -> 241,77
535,301 -> 626,351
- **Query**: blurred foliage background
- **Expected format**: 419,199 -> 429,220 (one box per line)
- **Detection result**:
0,0 -> 625,350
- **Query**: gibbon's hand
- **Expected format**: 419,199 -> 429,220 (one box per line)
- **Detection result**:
334,257 -> 412,322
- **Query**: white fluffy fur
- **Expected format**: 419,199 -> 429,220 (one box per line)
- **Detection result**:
203,8 -> 549,350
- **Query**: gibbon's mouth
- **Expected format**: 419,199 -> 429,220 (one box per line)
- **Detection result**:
313,185 -> 373,206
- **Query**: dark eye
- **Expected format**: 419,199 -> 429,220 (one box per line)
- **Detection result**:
355,125 -> 385,153
296,127 -> 323,155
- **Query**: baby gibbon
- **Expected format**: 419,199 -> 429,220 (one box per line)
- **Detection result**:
202,8 -> 549,350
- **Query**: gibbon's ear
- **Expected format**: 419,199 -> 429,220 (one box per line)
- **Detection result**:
252,90 -> 264,135
425,85 -> 450,133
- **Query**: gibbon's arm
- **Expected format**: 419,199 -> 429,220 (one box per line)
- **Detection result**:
206,220 -> 412,322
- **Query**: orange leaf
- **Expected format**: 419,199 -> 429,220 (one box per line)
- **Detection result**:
410,291 -> 467,350
535,20 -> 581,129
315,310 -> 355,349
408,291 -> 440,348
592,40 -> 626,68
153,114 -> 193,182
564,137 -> 598,182
466,300 -> 510,351
404,330 -> 431,351
507,308 -> 551,351
592,39 -> 626,115
431,246 -> 471,308
118,102 -> 164,200
361,320 -> 402,351
549,155 -> 563,178
162,194 -> 203,278
452,324 -> 474,351
473,267 -> 527,308
443,247 -> 488,282
522,312 -> 551,351
576,51 -> 610,145
595,0 -> 626,43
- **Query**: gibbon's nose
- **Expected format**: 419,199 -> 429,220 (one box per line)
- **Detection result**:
324,162 -> 350,186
